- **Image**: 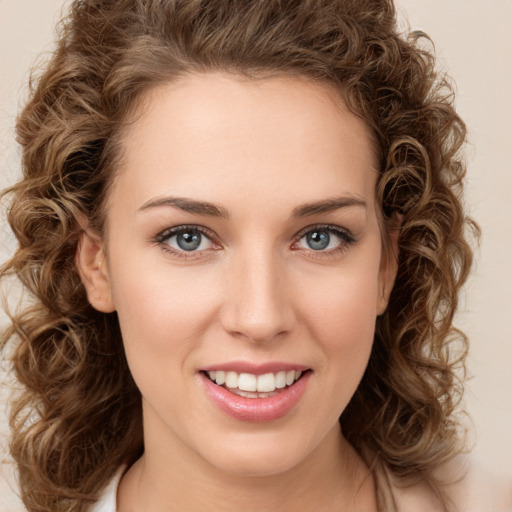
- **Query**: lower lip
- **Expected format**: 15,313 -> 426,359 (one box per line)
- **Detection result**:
201,372 -> 311,423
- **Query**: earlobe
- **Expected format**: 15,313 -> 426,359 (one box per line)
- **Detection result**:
76,231 -> 115,313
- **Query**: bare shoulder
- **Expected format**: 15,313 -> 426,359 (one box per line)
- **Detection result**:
389,456 -> 512,512
437,456 -> 512,512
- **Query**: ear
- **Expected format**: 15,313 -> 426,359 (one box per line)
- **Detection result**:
376,220 -> 400,316
76,230 -> 115,313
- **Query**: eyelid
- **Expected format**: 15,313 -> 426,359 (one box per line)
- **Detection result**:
155,224 -> 218,243
155,224 -> 206,242
291,223 -> 356,255
154,224 -> 221,259
153,223 -> 356,260
294,223 -> 356,243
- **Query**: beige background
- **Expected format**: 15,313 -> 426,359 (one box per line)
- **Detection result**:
1,1 -> 511,510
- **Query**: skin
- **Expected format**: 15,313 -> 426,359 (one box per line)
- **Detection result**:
77,72 -> 398,511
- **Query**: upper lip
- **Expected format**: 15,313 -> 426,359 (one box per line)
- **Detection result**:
201,361 -> 310,375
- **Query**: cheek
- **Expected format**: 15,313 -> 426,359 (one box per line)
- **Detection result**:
287,254 -> 382,433
298,262 -> 380,348
107,256 -> 221,382
294,251 -> 381,396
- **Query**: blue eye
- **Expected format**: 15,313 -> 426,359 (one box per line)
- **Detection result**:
296,226 -> 354,252
175,231 -> 203,251
305,230 -> 331,250
157,227 -> 215,253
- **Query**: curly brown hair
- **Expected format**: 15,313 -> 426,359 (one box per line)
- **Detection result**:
1,0 -> 477,511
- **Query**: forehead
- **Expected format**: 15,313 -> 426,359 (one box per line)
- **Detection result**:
111,72 -> 378,215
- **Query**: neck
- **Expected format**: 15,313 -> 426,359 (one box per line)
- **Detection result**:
118,421 -> 377,512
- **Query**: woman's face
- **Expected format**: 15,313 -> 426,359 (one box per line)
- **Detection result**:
80,73 -> 396,477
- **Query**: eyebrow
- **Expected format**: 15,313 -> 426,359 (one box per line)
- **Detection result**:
291,196 -> 367,218
139,197 -> 230,218
138,195 -> 366,219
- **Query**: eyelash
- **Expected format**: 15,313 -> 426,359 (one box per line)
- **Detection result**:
154,224 -> 356,260
292,224 -> 356,257
155,225 -> 220,260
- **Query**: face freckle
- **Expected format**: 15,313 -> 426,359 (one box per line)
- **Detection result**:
94,72 -> 396,479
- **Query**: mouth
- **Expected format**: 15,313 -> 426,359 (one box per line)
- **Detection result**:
202,369 -> 307,398
200,365 -> 311,422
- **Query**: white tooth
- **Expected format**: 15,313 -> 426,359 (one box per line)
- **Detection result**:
275,371 -> 287,389
257,373 -> 276,392
260,391 -> 278,398
285,370 -> 295,386
208,371 -> 216,381
225,371 -> 238,389
215,371 -> 225,385
235,389 -> 258,398
294,370 -> 302,381
238,373 -> 257,392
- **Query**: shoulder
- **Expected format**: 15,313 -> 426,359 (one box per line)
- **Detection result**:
439,456 -> 512,512
390,456 -> 512,512
88,466 -> 125,512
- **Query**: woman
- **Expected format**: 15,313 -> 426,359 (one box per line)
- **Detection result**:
1,0 -> 505,511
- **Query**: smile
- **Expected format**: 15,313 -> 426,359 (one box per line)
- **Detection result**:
200,364 -> 311,422
205,370 -> 303,398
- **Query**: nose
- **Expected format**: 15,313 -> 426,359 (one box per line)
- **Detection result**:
220,247 -> 294,344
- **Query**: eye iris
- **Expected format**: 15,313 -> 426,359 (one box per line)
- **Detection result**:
306,230 -> 330,250
177,231 -> 202,251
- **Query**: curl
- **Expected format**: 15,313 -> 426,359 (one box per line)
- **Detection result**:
1,1 -> 477,510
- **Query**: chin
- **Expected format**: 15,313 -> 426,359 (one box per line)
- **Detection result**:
206,451 -> 304,478
195,428 -> 318,478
